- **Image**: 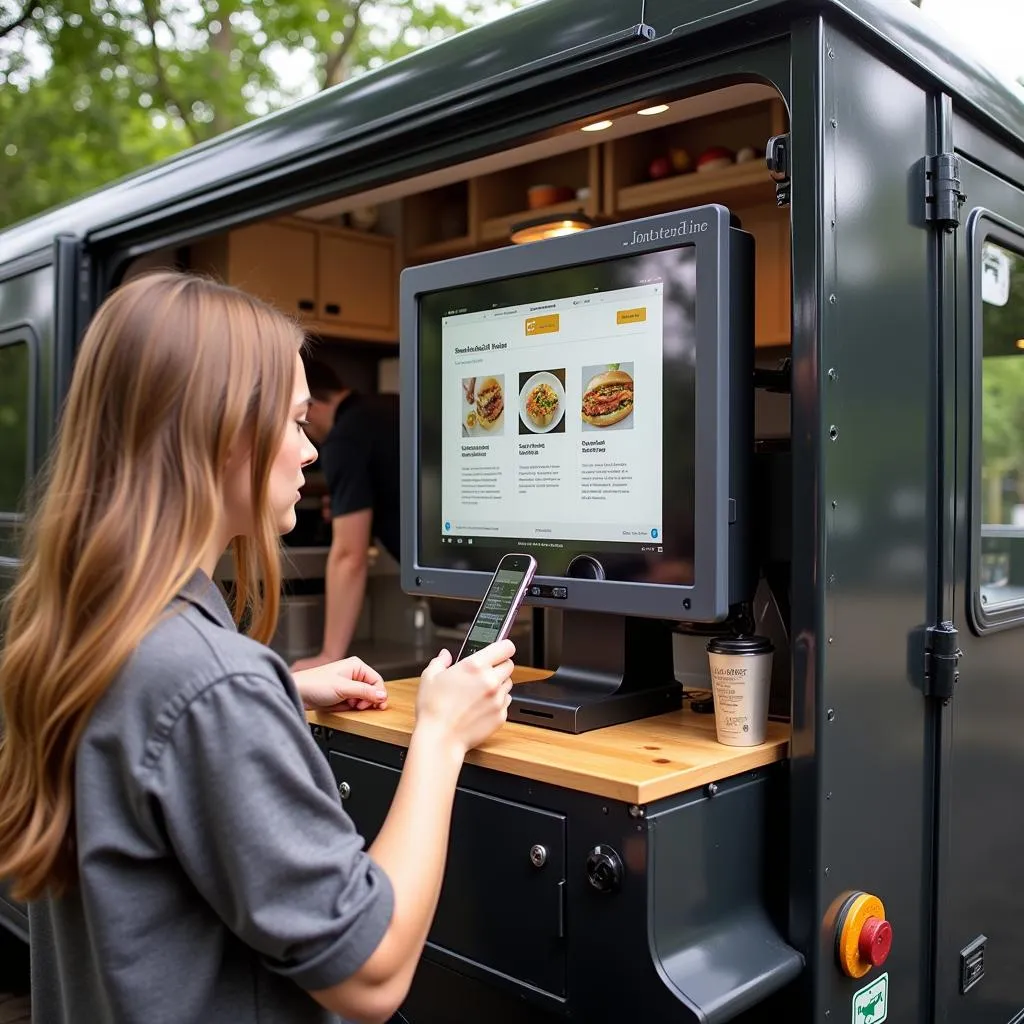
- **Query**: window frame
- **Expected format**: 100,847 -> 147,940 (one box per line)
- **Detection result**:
0,325 -> 39,563
969,212 -> 1024,633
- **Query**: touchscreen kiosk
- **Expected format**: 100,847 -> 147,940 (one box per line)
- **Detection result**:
400,204 -> 756,732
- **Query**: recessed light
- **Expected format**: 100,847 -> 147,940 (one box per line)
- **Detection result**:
581,119 -> 613,132
638,104 -> 669,116
510,214 -> 593,244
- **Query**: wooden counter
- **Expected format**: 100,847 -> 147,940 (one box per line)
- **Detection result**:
309,668 -> 789,804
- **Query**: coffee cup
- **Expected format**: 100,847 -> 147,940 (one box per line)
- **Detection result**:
705,635 -> 774,746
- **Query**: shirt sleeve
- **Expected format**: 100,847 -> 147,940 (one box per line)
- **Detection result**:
321,415 -> 374,520
143,672 -> 394,992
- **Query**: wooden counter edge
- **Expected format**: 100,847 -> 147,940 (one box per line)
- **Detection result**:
307,671 -> 789,804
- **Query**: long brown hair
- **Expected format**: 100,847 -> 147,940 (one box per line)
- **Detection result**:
0,270 -> 303,900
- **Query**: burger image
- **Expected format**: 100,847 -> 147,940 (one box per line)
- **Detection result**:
475,376 -> 504,429
581,368 -> 633,427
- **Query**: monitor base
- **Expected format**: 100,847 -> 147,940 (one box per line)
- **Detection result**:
508,611 -> 682,734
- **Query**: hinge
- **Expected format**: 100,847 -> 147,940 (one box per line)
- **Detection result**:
925,153 -> 965,230
766,134 -> 790,208
923,621 -> 961,702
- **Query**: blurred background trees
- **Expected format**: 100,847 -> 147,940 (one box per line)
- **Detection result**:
0,0 -> 524,228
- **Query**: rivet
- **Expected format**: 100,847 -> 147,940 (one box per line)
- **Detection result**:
827,367 -> 838,381
831,499 -> 838,509
830,117 -> 838,128
827,47 -> 835,59
825,866 -> 831,877
829,425 -> 839,442
828,636 -> 834,644
828,573 -> 836,584
829,293 -> 837,305
826,708 -> 836,722
826,791 -> 832,800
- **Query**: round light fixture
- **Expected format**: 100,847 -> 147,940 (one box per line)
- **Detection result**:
638,104 -> 669,116
581,119 -> 613,132
1016,338 -> 1024,350
509,213 -> 594,245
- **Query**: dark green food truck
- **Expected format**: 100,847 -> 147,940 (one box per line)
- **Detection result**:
3,1 -> 1024,1021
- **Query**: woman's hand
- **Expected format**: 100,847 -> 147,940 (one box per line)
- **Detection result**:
414,640 -> 516,758
292,656 -> 389,713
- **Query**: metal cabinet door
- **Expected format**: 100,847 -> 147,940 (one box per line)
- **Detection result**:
935,153 -> 1024,1024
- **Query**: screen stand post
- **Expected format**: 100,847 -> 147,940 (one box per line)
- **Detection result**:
508,611 -> 682,734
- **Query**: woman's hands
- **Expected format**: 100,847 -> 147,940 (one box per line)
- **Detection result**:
414,640 -> 516,759
292,656 -> 389,713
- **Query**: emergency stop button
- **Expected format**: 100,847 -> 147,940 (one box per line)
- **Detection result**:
835,892 -> 892,978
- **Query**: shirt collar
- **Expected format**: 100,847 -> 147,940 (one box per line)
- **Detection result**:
177,570 -> 237,631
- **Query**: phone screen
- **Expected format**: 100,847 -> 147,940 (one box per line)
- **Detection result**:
456,555 -> 536,661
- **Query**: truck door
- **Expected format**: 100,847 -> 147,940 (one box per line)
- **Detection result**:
934,157 -> 1024,1024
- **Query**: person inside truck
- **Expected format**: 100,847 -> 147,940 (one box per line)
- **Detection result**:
0,271 -> 516,1024
291,358 -> 400,672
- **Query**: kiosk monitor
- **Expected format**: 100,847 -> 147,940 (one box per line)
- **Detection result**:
400,204 -> 755,732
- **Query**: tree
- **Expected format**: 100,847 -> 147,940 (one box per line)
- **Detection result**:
0,0 -> 526,229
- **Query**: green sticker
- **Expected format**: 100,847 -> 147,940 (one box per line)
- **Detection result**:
852,973 -> 888,1024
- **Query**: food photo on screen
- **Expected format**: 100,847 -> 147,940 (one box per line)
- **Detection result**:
518,368 -> 566,434
461,374 -> 505,436
581,362 -> 634,431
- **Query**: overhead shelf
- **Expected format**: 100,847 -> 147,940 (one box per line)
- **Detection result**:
615,160 -> 776,215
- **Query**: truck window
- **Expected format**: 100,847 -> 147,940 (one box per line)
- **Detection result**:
976,236 -> 1024,624
0,334 -> 33,560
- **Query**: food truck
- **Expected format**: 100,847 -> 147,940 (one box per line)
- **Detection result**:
2,0 -> 1024,1020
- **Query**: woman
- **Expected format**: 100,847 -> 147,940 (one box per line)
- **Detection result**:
0,271 -> 516,1024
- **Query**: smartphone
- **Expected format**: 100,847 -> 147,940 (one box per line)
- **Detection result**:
455,553 -> 538,662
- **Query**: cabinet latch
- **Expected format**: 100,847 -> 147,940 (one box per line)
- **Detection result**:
766,134 -> 790,208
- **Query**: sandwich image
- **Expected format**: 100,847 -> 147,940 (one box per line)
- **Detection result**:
476,376 -> 504,429
525,380 -> 559,428
581,368 -> 633,427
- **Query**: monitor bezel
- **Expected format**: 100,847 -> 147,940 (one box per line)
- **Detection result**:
400,203 -> 748,623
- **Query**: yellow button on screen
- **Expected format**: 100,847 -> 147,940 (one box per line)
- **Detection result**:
616,307 -> 647,325
525,314 -> 560,336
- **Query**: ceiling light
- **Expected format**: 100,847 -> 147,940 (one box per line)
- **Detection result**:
510,213 -> 593,245
581,119 -> 613,132
638,104 -> 669,116
1016,338 -> 1024,350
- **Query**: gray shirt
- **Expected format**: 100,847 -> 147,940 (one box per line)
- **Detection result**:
29,572 -> 394,1024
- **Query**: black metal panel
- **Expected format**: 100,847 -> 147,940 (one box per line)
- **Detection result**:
648,771 -> 803,1023
934,153 -> 1024,1024
328,750 -> 568,1001
785,17 -> 826,1019
814,21 -> 935,1022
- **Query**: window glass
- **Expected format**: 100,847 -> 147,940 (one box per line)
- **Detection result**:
978,240 -> 1024,615
0,339 -> 31,514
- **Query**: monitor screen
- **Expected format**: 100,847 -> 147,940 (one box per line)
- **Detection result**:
400,204 -> 754,623
417,248 -> 696,586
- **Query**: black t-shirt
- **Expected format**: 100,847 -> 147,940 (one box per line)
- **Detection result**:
319,392 -> 401,562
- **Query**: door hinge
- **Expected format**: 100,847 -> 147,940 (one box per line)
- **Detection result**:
766,134 -> 790,208
925,153 -> 965,230
923,621 -> 961,702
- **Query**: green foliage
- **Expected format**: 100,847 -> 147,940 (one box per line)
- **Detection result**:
0,0 -> 525,229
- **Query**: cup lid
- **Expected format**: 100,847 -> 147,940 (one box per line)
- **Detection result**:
706,634 -> 774,655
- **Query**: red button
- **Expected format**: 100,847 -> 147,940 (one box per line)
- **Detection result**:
858,917 -> 893,967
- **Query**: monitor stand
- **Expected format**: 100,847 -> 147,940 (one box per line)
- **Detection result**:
508,611 -> 682,734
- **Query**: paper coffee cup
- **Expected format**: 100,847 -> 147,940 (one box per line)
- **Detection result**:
706,635 -> 774,746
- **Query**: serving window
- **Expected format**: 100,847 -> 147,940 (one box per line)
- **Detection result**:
971,223 -> 1024,630
0,328 -> 37,562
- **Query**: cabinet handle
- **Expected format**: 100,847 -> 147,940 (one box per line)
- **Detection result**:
298,299 -> 315,312
325,303 -> 341,316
